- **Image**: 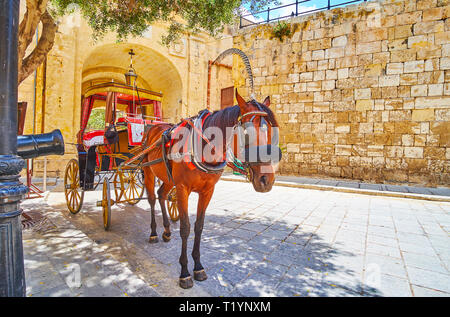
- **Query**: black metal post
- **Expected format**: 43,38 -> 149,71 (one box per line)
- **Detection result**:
267,7 -> 270,23
328,0 -> 331,10
296,0 -> 298,16
0,0 -> 28,297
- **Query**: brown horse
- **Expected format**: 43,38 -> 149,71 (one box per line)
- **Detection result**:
141,89 -> 280,289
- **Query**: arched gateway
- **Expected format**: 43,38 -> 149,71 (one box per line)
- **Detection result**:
81,43 -> 183,123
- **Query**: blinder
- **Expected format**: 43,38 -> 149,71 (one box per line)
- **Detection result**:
233,103 -> 282,166
244,145 -> 282,164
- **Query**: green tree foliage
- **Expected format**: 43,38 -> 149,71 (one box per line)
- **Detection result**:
86,108 -> 105,130
50,0 -> 279,45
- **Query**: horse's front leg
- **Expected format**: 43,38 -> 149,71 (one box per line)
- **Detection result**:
192,187 -> 215,282
143,167 -> 158,243
176,184 -> 193,289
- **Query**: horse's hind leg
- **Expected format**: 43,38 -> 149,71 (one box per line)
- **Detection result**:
157,182 -> 173,242
143,167 -> 158,243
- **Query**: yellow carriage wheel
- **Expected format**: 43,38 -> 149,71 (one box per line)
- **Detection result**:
120,169 -> 145,205
167,187 -> 179,222
102,178 -> 112,230
112,172 -> 124,202
64,159 -> 84,214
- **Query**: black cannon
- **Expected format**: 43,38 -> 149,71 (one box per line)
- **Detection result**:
17,129 -> 65,159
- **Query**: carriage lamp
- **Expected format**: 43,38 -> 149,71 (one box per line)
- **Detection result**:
124,49 -> 138,86
124,67 -> 137,86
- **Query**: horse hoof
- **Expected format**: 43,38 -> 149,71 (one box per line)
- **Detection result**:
179,276 -> 194,289
194,269 -> 208,281
148,235 -> 159,243
162,232 -> 171,242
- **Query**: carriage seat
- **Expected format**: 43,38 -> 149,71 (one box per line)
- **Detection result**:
83,130 -> 105,148
96,129 -> 131,155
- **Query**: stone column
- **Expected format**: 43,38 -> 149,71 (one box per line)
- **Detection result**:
0,0 -> 29,297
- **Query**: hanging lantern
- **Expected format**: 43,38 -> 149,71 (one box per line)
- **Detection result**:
124,49 -> 138,86
124,67 -> 137,86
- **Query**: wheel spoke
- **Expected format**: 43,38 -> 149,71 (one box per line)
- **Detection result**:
130,182 -> 137,200
73,190 -> 79,206
70,192 -> 75,209
73,192 -> 79,207
73,165 -> 78,182
68,164 -> 73,181
132,182 -> 139,200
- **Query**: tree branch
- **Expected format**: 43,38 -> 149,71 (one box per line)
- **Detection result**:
18,0 -> 49,66
18,10 -> 57,85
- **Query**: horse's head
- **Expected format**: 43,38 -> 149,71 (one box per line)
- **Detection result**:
234,89 -> 281,193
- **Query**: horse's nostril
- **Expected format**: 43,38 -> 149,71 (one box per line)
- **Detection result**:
261,175 -> 268,186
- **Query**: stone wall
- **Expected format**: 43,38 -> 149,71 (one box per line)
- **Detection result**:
233,0 -> 450,186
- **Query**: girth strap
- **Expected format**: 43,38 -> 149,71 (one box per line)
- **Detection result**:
161,129 -> 174,182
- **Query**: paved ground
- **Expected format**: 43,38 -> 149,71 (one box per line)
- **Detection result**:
22,201 -> 160,297
22,179 -> 450,297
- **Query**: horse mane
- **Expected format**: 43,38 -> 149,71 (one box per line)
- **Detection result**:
249,100 -> 279,127
203,101 -> 278,130
204,105 -> 241,131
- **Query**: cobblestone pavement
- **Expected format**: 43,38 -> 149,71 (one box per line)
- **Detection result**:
23,180 -> 450,297
22,200 -> 161,297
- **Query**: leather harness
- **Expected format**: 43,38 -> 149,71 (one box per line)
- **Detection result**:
121,105 -> 272,181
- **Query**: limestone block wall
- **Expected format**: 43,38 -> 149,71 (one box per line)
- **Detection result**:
233,0 -> 450,186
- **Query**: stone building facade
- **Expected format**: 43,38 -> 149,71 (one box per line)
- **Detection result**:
233,0 -> 449,186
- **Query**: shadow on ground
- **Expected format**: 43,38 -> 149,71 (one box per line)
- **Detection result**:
28,185 -> 385,297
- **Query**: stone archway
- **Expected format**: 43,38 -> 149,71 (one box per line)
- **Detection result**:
81,42 -> 183,122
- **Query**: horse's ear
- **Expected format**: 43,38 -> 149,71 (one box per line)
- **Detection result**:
263,96 -> 270,107
235,88 -> 247,112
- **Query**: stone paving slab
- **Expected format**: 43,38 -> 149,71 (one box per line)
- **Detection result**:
224,173 -> 450,197
21,179 -> 450,297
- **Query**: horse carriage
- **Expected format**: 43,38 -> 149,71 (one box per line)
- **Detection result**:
64,48 -> 281,289
64,80 -> 179,230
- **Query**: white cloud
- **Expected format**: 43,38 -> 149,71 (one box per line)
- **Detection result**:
238,6 -> 264,23
239,1 -> 317,25
269,0 -> 317,19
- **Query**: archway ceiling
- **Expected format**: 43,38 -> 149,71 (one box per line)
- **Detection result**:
82,67 -> 151,90
82,43 -> 182,96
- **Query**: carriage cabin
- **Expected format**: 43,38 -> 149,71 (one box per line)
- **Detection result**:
77,82 -> 163,188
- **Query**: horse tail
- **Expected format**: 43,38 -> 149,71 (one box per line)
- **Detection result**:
213,48 -> 254,98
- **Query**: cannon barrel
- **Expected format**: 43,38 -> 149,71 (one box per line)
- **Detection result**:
17,129 -> 65,159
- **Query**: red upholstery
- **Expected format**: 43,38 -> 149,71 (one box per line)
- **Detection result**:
83,130 -> 104,140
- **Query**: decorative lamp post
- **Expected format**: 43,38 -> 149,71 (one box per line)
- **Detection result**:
0,0 -> 28,297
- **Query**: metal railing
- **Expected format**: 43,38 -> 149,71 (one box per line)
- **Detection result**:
239,0 -> 366,28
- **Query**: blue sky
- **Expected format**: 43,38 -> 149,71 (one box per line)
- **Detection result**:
241,0 -> 364,22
